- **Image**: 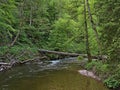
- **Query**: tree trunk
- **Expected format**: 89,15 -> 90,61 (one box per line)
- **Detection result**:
86,0 -> 102,56
10,30 -> 20,46
84,0 -> 92,62
29,0 -> 32,26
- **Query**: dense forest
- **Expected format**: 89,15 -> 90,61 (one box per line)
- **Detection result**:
0,0 -> 120,89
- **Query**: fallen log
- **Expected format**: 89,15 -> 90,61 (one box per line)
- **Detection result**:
0,62 -> 10,66
38,49 -> 107,60
0,56 -> 47,72
19,56 -> 47,64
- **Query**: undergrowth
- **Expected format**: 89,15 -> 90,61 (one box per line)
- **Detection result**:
85,60 -> 120,89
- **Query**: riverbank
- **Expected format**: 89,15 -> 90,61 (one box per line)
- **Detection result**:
80,59 -> 120,90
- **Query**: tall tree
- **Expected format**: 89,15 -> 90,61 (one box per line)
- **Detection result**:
84,0 -> 91,62
86,0 -> 102,56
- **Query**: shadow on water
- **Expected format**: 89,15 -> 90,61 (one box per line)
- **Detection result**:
0,58 -> 109,90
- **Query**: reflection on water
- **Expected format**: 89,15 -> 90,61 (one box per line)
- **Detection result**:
0,58 -> 109,90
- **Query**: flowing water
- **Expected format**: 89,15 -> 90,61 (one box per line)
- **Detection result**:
0,58 -> 109,90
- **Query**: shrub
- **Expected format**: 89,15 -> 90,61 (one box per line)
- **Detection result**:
77,56 -> 84,61
104,77 -> 120,89
85,61 -> 109,74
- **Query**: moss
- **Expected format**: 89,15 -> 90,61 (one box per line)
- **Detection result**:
77,56 -> 84,61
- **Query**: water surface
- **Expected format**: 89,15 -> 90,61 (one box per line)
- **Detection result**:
0,58 -> 109,90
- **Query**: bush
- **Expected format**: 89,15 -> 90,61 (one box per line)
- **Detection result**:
85,61 -> 97,70
9,45 -> 38,61
104,77 -> 120,89
0,45 -> 39,62
77,56 -> 84,61
85,61 -> 109,74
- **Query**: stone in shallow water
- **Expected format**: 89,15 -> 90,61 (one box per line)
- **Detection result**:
78,70 -> 101,81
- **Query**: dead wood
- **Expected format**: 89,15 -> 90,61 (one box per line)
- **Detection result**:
38,49 -> 107,60
0,56 -> 47,72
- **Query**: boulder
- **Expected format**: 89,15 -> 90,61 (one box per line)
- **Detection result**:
78,70 -> 100,81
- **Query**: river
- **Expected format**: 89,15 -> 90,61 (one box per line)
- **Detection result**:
0,58 -> 109,90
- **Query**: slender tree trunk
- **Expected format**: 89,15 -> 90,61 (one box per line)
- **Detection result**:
10,30 -> 20,46
86,0 -> 102,56
29,0 -> 32,26
84,0 -> 91,62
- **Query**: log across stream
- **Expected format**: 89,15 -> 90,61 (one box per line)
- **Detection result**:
0,49 -> 107,72
38,49 -> 107,59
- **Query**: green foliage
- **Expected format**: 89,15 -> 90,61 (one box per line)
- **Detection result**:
85,61 -> 97,70
0,46 -> 9,56
0,0 -> 17,45
96,0 -> 120,61
85,61 -> 109,73
48,16 -> 81,52
0,0 -> 99,56
91,1 -> 120,89
104,77 -> 120,89
8,45 -> 38,61
77,56 -> 84,61
89,29 -> 99,55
